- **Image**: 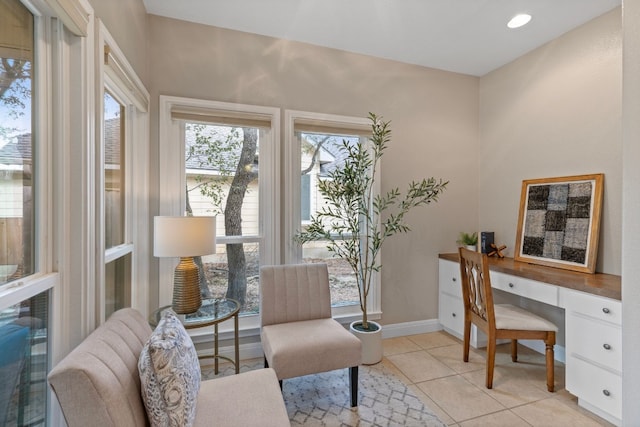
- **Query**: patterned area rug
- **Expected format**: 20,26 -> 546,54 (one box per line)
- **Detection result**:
203,360 -> 446,426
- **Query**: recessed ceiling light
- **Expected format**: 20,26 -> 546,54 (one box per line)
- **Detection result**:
507,13 -> 532,29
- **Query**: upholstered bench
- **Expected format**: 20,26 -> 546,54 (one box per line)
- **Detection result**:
48,308 -> 289,427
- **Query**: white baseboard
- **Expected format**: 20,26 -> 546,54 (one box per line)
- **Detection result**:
194,319 -> 566,365
197,318 -> 445,361
380,318 -> 443,339
198,341 -> 265,363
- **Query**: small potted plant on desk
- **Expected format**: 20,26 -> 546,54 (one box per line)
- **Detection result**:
296,112 -> 448,364
457,231 -> 478,252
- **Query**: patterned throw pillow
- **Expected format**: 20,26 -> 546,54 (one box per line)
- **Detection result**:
138,310 -> 201,427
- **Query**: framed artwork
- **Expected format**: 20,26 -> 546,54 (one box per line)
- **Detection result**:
514,174 -> 604,273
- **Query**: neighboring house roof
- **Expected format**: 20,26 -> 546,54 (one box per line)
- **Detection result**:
0,132 -> 31,166
0,117 -> 122,167
0,120 -> 359,176
0,117 -> 120,165
301,134 -> 359,177
104,116 -> 121,165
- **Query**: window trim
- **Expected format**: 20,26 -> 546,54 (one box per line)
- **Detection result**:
284,109 -> 382,320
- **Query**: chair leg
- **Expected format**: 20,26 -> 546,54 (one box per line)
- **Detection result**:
463,318 -> 471,362
349,366 -> 358,407
486,338 -> 496,389
545,337 -> 555,392
511,339 -> 518,362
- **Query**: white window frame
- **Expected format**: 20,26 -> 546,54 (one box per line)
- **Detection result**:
284,109 -> 382,323
94,20 -> 150,324
158,95 -> 280,334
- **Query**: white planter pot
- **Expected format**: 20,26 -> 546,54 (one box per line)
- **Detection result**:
465,245 -> 477,252
350,320 -> 383,365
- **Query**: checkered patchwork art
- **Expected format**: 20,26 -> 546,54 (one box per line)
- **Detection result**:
522,181 -> 592,264
515,174 -> 603,273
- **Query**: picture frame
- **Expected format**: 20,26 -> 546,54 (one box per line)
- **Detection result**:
514,173 -> 604,273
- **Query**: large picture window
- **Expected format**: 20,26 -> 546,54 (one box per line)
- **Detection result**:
184,122 -> 262,314
159,96 -> 279,325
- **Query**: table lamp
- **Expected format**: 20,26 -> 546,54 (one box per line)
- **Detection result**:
154,216 -> 216,314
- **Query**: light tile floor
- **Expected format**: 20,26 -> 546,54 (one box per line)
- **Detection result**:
382,331 -> 615,427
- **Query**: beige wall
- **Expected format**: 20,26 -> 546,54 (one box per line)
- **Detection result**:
88,0 -> 148,83
145,8 -> 621,326
479,8 -> 622,276
622,0 -> 640,421
147,15 -> 480,324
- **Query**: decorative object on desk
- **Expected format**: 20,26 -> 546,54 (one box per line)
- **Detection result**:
457,231 -> 478,251
488,243 -> 507,258
480,231 -> 494,254
515,174 -> 603,273
154,216 -> 217,314
295,112 -> 448,364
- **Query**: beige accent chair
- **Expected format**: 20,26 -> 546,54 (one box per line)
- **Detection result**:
47,308 -> 289,427
458,247 -> 558,392
260,263 -> 362,407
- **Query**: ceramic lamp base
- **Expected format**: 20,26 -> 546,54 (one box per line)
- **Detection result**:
172,257 -> 202,314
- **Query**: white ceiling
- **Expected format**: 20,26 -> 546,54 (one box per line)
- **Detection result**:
142,0 -> 621,76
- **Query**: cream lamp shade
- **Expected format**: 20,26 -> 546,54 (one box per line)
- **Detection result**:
154,216 -> 216,314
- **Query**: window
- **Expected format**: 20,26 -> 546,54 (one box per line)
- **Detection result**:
184,122 -> 262,314
285,110 -> 381,319
159,97 -> 279,325
0,2 -> 54,425
103,90 -> 129,317
97,24 -> 150,322
0,0 -> 34,287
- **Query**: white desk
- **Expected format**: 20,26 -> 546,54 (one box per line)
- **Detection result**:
438,253 -> 622,426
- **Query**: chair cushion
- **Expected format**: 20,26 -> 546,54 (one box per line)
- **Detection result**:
494,304 -> 558,331
139,310 -> 201,427
194,368 -> 290,427
261,318 -> 361,380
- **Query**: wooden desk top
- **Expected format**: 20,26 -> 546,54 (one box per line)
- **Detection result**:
439,253 -> 621,301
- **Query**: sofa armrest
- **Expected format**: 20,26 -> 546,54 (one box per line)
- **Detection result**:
194,368 -> 289,427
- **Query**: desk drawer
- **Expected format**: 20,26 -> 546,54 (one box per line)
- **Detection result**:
566,355 -> 622,420
439,259 -> 462,298
490,271 -> 559,306
439,292 -> 464,335
562,289 -> 621,326
566,312 -> 622,372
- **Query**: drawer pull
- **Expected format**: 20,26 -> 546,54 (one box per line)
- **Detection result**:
452,313 -> 457,317
602,307 -> 611,314
603,389 -> 611,397
508,283 -> 515,288
603,343 -> 612,350
452,277 -> 457,282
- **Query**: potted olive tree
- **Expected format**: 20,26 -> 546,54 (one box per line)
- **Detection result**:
296,113 -> 448,364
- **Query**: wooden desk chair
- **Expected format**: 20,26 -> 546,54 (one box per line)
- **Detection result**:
458,247 -> 558,392
259,263 -> 362,407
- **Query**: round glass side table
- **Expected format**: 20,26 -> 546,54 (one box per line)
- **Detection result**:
150,298 -> 240,375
